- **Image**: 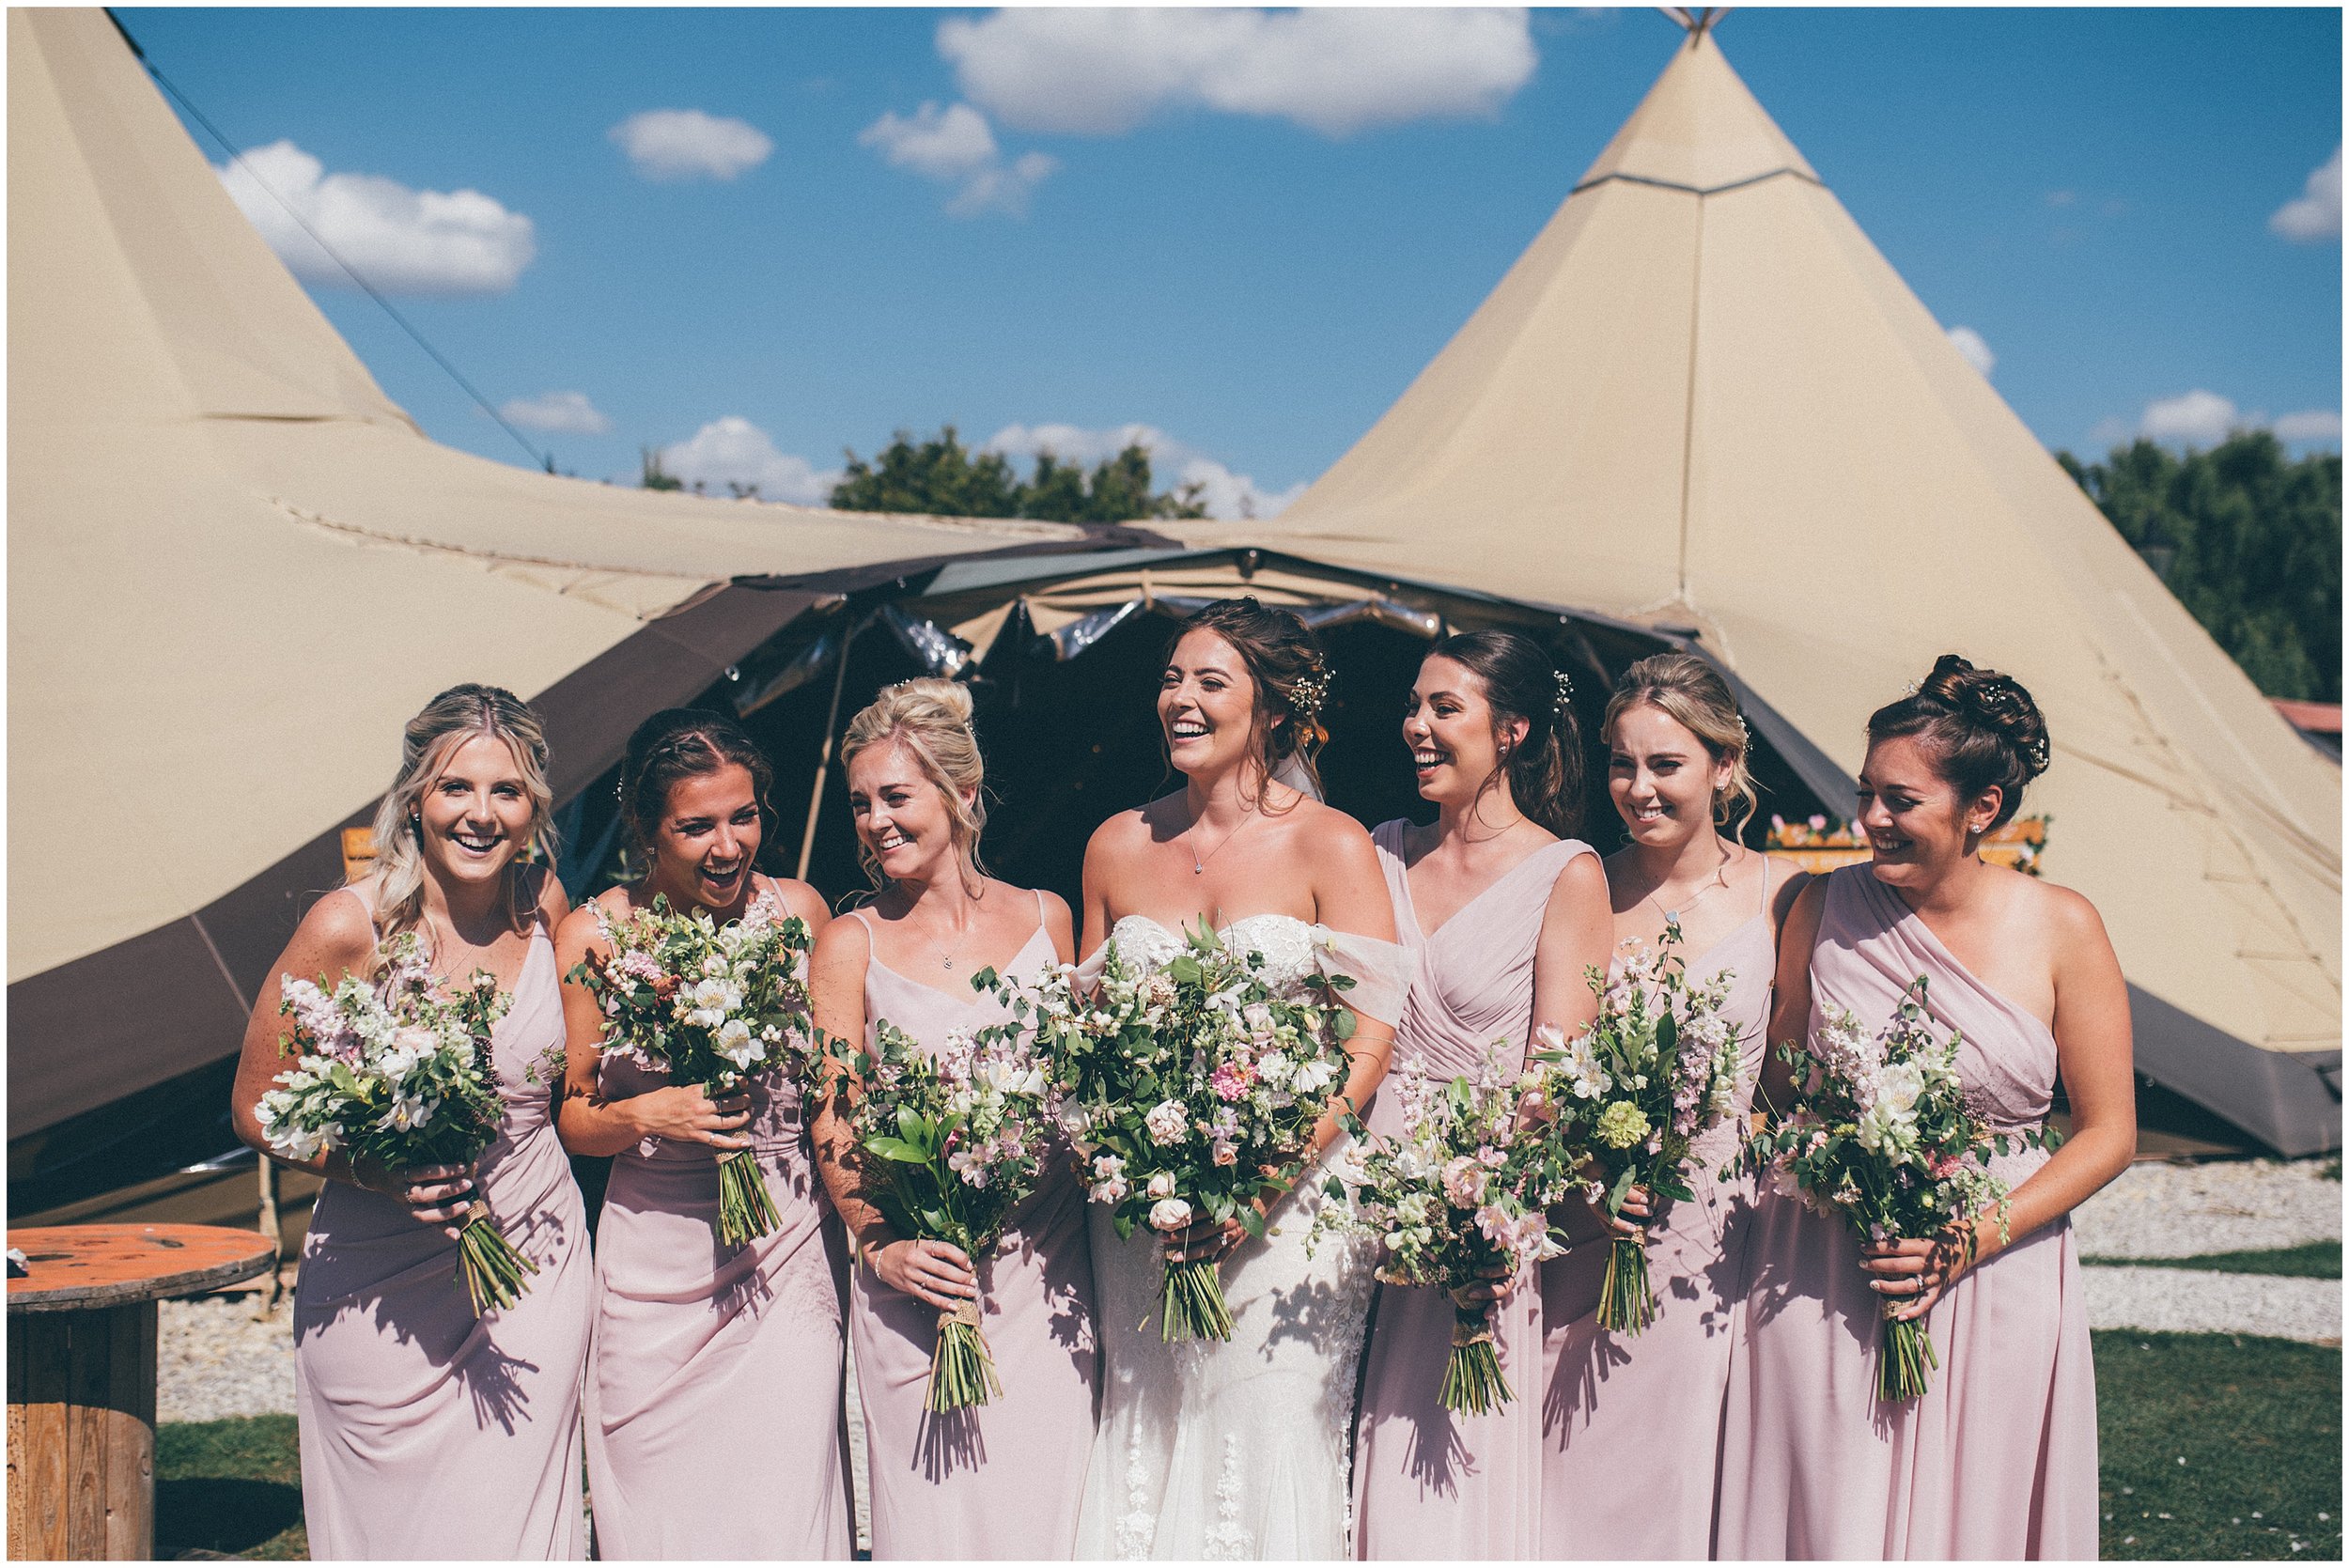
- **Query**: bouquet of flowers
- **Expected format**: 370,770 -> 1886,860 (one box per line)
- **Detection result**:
258,933 -> 537,1315
1744,976 -> 2052,1401
1027,925 -> 1359,1342
1314,1048 -> 1565,1413
1530,920 -> 1745,1335
832,991 -> 1054,1412
570,893 -> 815,1245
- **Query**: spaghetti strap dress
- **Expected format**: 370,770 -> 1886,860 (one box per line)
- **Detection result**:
292,885 -> 594,1560
1537,861 -> 1775,1558
1713,863 -> 2098,1560
1352,824 -> 1595,1560
583,894 -> 853,1560
847,895 -> 1098,1560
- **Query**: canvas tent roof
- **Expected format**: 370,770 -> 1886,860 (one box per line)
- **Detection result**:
7,7 -> 1129,1137
1144,26 -> 2340,1148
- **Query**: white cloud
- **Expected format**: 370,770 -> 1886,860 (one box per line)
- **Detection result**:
1945,325 -> 1995,380
610,110 -> 773,181
938,8 -> 1536,138
2139,389 -> 2248,447
660,417 -> 839,505
984,421 -> 1303,520
216,141 -> 533,295
499,391 -> 611,435
2099,391 -> 2342,451
2269,147 -> 2341,242
859,101 -> 1056,216
2273,409 -> 2343,445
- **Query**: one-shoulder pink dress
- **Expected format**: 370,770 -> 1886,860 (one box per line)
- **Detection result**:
293,888 -> 594,1560
1352,824 -> 1595,1560
583,1027 -> 853,1558
846,899 -> 1097,1560
1537,862 -> 1776,1558
1714,863 -> 2098,1560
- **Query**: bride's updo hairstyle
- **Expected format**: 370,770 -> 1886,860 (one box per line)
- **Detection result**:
1427,629 -> 1585,838
1865,654 -> 2050,832
1177,597 -> 1332,799
1602,651 -> 1759,839
616,708 -> 777,862
839,677 -> 989,893
367,683 -> 559,949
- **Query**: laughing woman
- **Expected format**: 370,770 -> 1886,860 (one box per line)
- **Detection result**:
1539,652 -> 1801,1558
805,678 -> 1095,1560
230,685 -> 593,1560
1352,631 -> 1611,1560
554,710 -> 850,1560
1714,657 -> 2131,1560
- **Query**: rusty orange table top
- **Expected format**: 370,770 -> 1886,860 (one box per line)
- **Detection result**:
7,1225 -> 276,1313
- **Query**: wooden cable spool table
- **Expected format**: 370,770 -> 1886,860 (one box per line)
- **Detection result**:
7,1224 -> 278,1560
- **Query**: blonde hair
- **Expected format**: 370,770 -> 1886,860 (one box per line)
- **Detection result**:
839,677 -> 988,895
365,684 -> 559,955
1600,652 -> 1759,839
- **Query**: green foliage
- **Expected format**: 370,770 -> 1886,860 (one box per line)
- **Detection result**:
2057,433 -> 2341,701
639,445 -> 683,491
832,425 -> 1209,522
2095,1330 -> 2341,1560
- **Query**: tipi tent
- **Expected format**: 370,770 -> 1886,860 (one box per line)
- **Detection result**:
1143,23 -> 2341,1148
6,8 -> 1142,1175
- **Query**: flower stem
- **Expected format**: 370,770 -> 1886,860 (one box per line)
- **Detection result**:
1159,1258 -> 1234,1343
716,1149 -> 781,1246
1596,1234 -> 1654,1335
928,1296 -> 1002,1413
1440,1299 -> 1512,1414
1878,1315 -> 1940,1403
456,1208 -> 538,1317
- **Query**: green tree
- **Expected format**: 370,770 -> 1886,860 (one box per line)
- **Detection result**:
2057,432 -> 2341,702
640,446 -> 682,492
831,425 -> 1208,522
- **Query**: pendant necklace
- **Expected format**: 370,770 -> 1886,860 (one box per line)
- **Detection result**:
1647,840 -> 1736,924
1186,807 -> 1256,876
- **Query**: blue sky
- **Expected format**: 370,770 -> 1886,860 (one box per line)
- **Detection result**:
121,6 -> 2342,513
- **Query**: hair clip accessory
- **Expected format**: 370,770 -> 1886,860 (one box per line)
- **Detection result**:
1552,669 -> 1575,712
1289,667 -> 1331,720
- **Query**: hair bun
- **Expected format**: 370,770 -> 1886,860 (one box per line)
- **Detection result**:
1919,654 -> 2050,779
889,676 -> 975,728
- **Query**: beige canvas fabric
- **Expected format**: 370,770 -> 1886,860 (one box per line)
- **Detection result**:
1159,30 -> 2340,1061
8,8 -> 1086,982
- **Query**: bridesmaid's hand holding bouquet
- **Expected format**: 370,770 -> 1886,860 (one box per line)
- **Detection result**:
832,986 -> 1053,1412
1313,1047 -> 1564,1414
570,892 -> 815,1245
1745,976 -> 2054,1402
1529,920 -> 1745,1335
259,933 -> 537,1315
1030,926 -> 1358,1343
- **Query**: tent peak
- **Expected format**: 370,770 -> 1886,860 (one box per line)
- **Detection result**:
1577,23 -> 1816,194
1660,7 -> 1732,42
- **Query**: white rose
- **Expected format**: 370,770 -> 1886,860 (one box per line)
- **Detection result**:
1146,1172 -> 1176,1200
1149,1197 -> 1193,1232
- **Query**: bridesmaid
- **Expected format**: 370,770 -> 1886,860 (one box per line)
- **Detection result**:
1353,631 -> 1612,1560
553,710 -> 848,1559
805,678 -> 1094,1560
230,684 -> 592,1560
1715,655 -> 2133,1559
1539,651 -> 1803,1557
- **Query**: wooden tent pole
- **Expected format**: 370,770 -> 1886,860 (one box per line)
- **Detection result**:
796,613 -> 865,881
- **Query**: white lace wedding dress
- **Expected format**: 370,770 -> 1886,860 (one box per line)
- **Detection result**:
1070,913 -> 1408,1560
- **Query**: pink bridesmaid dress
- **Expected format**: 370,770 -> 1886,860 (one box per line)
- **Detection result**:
1714,863 -> 2098,1560
1352,823 -> 1595,1560
1536,862 -> 1777,1558
584,1015 -> 853,1556
846,897 -> 1098,1560
293,887 -> 594,1560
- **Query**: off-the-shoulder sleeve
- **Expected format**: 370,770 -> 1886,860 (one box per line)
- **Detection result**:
1309,924 -> 1408,1027
1073,942 -> 1112,995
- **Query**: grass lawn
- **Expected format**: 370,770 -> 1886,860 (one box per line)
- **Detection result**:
153,1332 -> 2339,1560
2084,1242 -> 2341,1279
2096,1331 -> 2341,1560
156,1414 -> 305,1560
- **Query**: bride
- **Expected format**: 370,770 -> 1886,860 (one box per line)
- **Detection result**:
1071,597 -> 1406,1560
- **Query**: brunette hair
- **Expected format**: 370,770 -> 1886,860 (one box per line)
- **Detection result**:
1601,651 -> 1759,839
366,683 -> 558,951
616,708 -> 777,862
1424,629 -> 1585,838
1865,654 -> 2050,831
1174,597 -> 1332,799
838,677 -> 990,894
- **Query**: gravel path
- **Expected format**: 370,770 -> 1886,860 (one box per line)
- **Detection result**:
159,1289 -> 297,1424
2071,1157 -> 2341,1259
2084,1265 -> 2341,1344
